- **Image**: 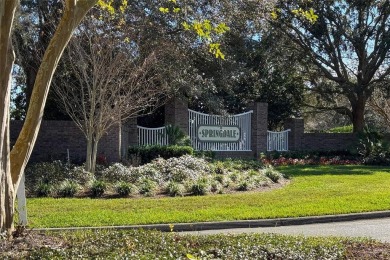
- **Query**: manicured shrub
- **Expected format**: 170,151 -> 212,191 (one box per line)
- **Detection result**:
165,181 -> 185,197
68,166 -> 95,186
358,127 -> 390,166
128,145 -> 194,164
263,166 -> 282,183
210,181 -> 224,194
190,178 -> 210,195
25,160 -> 70,189
237,180 -> 254,191
115,181 -> 137,197
101,163 -> 132,183
138,179 -> 158,196
90,180 -> 107,197
35,182 -> 53,197
57,179 -> 79,197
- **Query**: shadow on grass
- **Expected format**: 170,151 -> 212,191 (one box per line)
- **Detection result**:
277,165 -> 390,177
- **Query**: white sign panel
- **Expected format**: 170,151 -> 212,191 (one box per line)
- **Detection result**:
198,125 -> 240,142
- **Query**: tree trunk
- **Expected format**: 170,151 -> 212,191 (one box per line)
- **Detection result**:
10,0 -> 98,185
1,0 -> 97,235
91,137 -> 99,174
351,95 -> 366,133
85,132 -> 94,172
0,0 -> 18,235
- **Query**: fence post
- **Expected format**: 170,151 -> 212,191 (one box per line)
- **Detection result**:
284,118 -> 304,151
250,102 -> 268,158
16,174 -> 27,226
165,97 -> 189,135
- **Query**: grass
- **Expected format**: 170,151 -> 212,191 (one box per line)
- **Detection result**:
26,165 -> 390,228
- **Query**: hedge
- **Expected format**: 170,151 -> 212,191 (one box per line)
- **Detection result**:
128,145 -> 194,164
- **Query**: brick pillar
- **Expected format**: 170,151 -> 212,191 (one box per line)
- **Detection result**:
251,102 -> 268,157
127,117 -> 138,147
284,118 -> 304,151
165,97 -> 188,134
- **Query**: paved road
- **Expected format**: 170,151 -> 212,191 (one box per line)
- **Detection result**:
181,218 -> 390,243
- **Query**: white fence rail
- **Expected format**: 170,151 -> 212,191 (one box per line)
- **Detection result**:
189,109 -> 253,151
138,126 -> 168,146
267,129 -> 290,151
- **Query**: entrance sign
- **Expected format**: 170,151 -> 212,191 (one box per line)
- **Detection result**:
198,125 -> 240,142
189,109 -> 252,151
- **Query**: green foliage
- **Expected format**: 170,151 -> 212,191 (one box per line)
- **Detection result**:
190,178 -> 210,195
25,161 -> 95,197
164,124 -> 191,146
328,125 -> 353,133
115,181 -> 137,197
128,145 -> 194,164
194,150 -> 216,160
138,179 -> 158,196
18,230 -> 352,259
165,181 -> 185,197
358,127 -> 390,165
35,182 -> 53,197
237,179 -> 253,191
25,161 -> 69,188
57,179 -> 79,198
263,166 -> 282,183
90,180 -> 107,198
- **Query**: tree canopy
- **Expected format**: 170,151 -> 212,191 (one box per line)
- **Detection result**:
271,0 -> 390,132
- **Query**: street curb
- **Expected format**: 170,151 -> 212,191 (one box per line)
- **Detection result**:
32,210 -> 390,233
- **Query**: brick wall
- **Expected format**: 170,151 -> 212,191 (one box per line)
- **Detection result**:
301,133 -> 358,151
285,118 -> 363,151
10,121 -> 122,164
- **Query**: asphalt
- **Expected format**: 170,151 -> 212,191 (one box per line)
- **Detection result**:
34,210 -> 390,242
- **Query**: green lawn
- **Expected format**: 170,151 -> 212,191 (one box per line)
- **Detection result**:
26,165 -> 390,228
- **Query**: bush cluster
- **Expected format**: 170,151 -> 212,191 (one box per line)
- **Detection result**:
128,145 -> 194,164
262,150 -> 362,166
25,156 -> 284,198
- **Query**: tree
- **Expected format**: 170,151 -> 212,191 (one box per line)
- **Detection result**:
1,0 -> 98,236
54,18 -> 171,173
270,0 -> 390,132
368,89 -> 390,131
1,0 -> 237,235
12,0 -> 71,120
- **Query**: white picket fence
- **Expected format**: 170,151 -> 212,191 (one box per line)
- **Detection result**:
267,129 -> 290,151
137,126 -> 168,146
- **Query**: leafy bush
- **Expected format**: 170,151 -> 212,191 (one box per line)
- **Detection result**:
90,180 -> 107,197
101,163 -> 132,183
190,178 -> 210,195
237,180 -> 253,191
57,179 -> 79,197
164,124 -> 191,146
138,179 -> 158,196
128,145 -> 194,164
115,181 -> 136,197
358,127 -> 390,165
130,164 -> 162,184
35,182 -> 53,197
210,181 -> 224,194
25,160 -> 70,189
68,166 -> 95,186
165,181 -> 185,197
263,166 -> 282,183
